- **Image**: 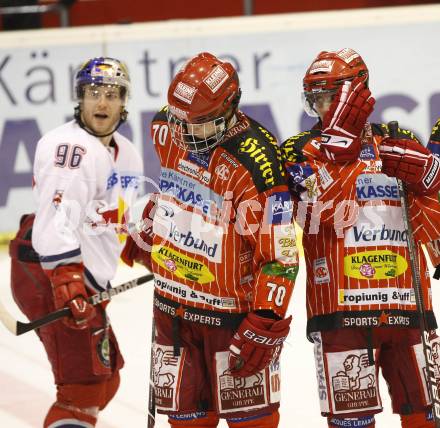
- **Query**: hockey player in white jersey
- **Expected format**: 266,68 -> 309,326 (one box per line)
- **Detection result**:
9,57 -> 143,427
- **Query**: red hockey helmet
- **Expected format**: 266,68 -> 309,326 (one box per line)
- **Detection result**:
167,52 -> 241,153
303,48 -> 369,117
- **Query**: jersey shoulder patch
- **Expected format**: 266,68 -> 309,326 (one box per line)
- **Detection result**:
221,117 -> 285,192
281,129 -> 319,163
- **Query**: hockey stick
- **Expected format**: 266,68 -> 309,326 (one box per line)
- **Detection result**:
0,273 -> 154,336
388,121 -> 440,425
147,316 -> 156,428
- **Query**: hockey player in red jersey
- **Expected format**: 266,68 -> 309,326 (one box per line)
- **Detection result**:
9,57 -> 143,427
122,52 -> 298,427
410,118 -> 440,280
282,48 -> 440,428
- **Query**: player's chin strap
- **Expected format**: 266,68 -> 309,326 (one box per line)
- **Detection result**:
74,105 -> 128,138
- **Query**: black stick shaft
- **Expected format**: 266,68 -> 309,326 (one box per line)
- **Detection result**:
1,273 -> 154,336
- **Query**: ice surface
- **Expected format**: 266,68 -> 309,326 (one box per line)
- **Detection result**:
0,248 -> 431,427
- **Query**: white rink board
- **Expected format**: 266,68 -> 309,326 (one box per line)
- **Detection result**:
1,5 -> 440,232
1,249 -> 439,427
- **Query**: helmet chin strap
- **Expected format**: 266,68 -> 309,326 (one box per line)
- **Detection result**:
74,105 -> 128,138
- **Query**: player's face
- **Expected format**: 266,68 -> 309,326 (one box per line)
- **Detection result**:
186,121 -> 218,139
80,85 -> 123,135
313,92 -> 336,119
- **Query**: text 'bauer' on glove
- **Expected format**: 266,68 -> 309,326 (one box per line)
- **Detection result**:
321,77 -> 375,163
228,312 -> 292,378
50,264 -> 96,329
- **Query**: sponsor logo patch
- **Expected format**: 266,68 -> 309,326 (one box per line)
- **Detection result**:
239,250 -> 253,284
310,332 -> 330,413
238,138 -> 276,186
336,48 -> 360,64
359,144 -> 376,160
187,151 -> 210,169
203,65 -> 229,93
413,339 -> 440,404
96,334 -> 110,368
338,287 -> 415,306
107,171 -> 118,189
262,262 -> 298,281
152,245 -> 215,284
356,174 -> 398,201
344,250 -> 408,280
329,350 -> 380,413
214,164 -> 230,180
314,257 -> 330,284
120,174 -> 139,189
168,104 -> 188,121
160,168 -> 224,219
342,312 -> 411,327
328,416 -> 376,427
301,174 -> 320,201
91,63 -> 115,78
287,163 -> 314,184
154,297 -> 223,327
310,59 -> 335,74
286,163 -> 315,197
348,224 -> 407,247
267,192 -> 293,224
363,160 -> 383,173
173,82 -> 197,104
215,351 -> 271,413
317,165 -> 333,190
177,159 -> 211,185
274,223 -> 298,264
154,274 -> 236,309
154,200 -> 223,263
220,152 -> 239,168
169,412 -> 207,421
345,206 -> 407,247
153,343 -> 185,411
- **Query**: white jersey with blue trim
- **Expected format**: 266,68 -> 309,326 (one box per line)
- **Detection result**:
32,120 -> 143,291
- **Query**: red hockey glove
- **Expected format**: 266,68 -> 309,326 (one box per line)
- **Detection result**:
379,138 -> 440,195
121,195 -> 157,271
121,233 -> 152,271
50,264 -> 96,329
228,312 -> 291,377
321,77 -> 375,163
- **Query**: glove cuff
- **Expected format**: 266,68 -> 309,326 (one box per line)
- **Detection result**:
51,263 -> 83,282
240,314 -> 291,348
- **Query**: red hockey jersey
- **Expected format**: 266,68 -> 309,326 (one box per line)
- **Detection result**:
147,108 -> 298,318
282,123 -> 440,335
